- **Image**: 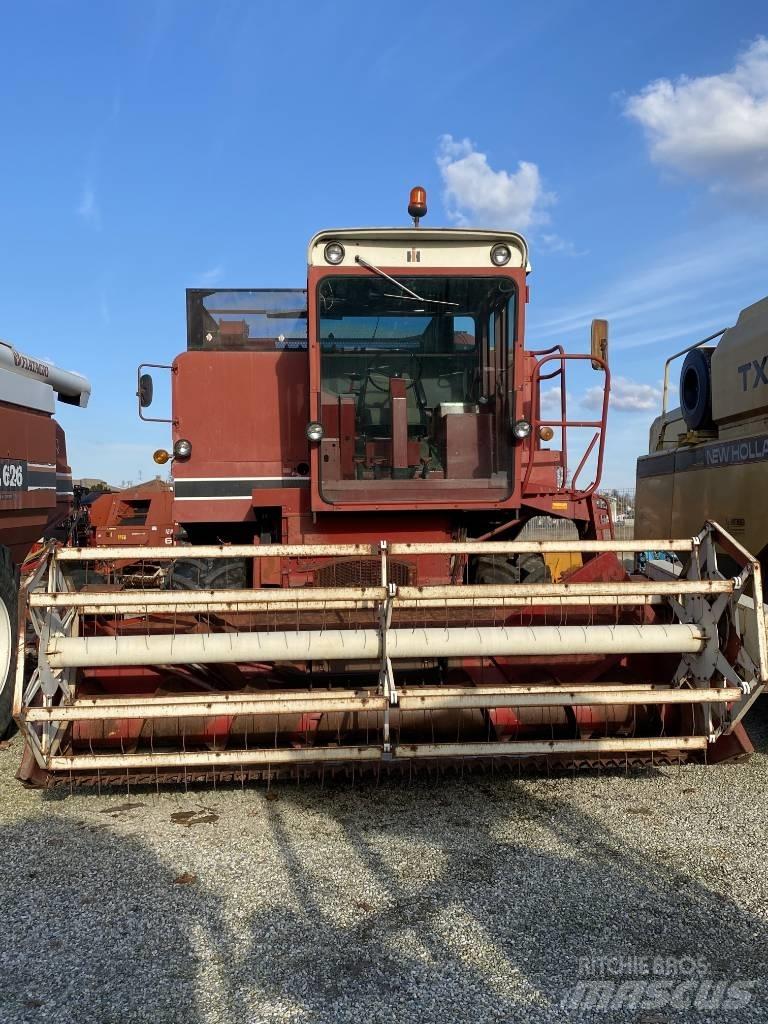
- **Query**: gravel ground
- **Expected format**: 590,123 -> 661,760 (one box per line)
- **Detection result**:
1,708 -> 767,1024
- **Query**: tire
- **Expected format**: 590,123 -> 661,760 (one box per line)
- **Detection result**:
518,553 -> 551,583
473,553 -> 551,585
0,547 -> 19,737
474,555 -> 521,585
168,557 -> 247,591
680,347 -> 715,431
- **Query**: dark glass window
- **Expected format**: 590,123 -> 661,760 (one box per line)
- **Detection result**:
186,289 -> 307,351
317,275 -> 516,501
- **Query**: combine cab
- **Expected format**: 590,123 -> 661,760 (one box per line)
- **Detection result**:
0,338 -> 90,735
13,192 -> 768,786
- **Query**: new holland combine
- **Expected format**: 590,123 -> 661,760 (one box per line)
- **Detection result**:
636,295 -> 768,584
13,191 -> 767,787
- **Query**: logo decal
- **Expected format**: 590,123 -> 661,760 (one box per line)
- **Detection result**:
0,458 -> 28,496
737,356 -> 768,390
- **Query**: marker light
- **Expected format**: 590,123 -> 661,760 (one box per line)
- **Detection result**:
306,421 -> 324,442
408,186 -> 428,222
153,449 -> 171,465
324,241 -> 345,265
539,426 -> 555,441
490,243 -> 511,266
513,419 -> 532,439
173,438 -> 192,459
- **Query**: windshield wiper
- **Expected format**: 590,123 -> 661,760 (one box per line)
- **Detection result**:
354,256 -> 459,307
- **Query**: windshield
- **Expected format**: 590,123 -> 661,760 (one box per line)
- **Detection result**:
186,289 -> 308,351
317,275 -> 515,502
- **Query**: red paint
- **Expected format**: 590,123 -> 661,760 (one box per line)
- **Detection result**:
0,402 -> 74,566
89,480 -> 175,547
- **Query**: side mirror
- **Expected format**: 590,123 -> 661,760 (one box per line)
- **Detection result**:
590,318 -> 609,369
138,373 -> 154,408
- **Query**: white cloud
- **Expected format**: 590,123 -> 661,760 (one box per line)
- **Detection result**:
528,221 -> 767,348
583,376 -> 663,412
197,265 -> 224,285
540,386 -> 563,413
625,37 -> 768,193
539,233 -> 587,257
77,182 -> 101,228
437,134 -> 555,231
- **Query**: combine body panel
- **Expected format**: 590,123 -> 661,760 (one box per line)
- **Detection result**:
13,204 -> 768,786
0,339 -> 90,733
88,480 -> 175,549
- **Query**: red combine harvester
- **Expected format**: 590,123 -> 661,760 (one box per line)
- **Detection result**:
14,190 -> 767,786
73,479 -> 177,587
87,479 -> 175,550
0,338 -> 90,735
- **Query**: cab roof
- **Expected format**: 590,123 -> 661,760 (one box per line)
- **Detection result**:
308,227 -> 530,272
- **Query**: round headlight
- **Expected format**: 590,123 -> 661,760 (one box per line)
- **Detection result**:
490,243 -> 511,266
513,419 -> 531,440
324,241 -> 345,265
306,421 -> 324,442
173,438 -> 192,459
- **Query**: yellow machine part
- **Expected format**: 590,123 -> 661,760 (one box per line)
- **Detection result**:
544,551 -> 583,581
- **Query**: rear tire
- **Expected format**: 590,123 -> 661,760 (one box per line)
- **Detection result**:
168,557 -> 247,591
0,547 -> 18,737
473,553 -> 551,585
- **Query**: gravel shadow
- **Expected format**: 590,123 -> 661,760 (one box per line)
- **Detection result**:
226,783 -> 767,1023
0,816 -> 215,1024
1,704 -> 767,1023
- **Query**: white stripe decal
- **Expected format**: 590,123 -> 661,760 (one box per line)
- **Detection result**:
174,495 -> 253,501
175,476 -> 303,482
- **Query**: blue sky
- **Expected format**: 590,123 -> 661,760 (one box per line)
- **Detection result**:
1,1 -> 766,488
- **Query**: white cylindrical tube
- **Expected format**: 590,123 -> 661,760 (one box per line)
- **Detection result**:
46,623 -> 706,669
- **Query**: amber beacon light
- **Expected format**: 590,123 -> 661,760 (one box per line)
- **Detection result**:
408,186 -> 427,226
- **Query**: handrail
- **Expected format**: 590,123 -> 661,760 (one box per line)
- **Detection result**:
661,328 -> 729,414
530,344 -> 565,381
524,352 -> 610,501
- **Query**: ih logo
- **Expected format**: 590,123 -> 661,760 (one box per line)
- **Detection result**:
738,357 -> 768,391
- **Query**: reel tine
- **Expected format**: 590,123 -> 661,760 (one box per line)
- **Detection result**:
182,725 -> 188,795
